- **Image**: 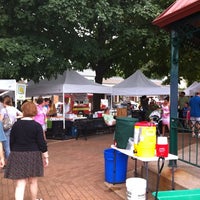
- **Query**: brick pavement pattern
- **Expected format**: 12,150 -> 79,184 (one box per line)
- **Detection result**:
0,133 -> 128,200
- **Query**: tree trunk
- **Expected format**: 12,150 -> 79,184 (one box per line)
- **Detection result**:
92,63 -> 107,112
93,93 -> 104,112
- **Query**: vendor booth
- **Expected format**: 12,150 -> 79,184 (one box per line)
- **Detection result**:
0,80 -> 26,106
27,70 -> 112,139
184,81 -> 200,96
111,70 -> 170,121
0,79 -> 26,107
27,70 -> 112,96
112,70 -> 170,96
0,79 -> 16,92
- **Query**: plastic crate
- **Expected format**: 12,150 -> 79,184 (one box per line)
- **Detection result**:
152,189 -> 200,200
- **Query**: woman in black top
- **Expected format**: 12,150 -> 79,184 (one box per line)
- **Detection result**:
4,101 -> 49,200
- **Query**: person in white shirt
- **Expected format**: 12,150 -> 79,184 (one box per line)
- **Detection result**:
64,97 -> 72,117
0,95 -> 23,160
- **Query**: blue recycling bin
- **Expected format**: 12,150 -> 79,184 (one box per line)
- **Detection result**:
104,148 -> 128,184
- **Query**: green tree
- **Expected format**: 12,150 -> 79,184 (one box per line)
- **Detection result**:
0,0 -> 173,81
1,0 -> 199,109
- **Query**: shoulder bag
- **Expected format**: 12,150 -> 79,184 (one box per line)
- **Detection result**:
2,108 -> 13,131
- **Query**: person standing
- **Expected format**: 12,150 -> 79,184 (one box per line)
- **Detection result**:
178,92 -> 189,118
0,141 -> 4,168
0,121 -> 6,168
44,98 -> 50,115
182,102 -> 190,128
64,97 -> 73,136
178,92 -> 189,128
161,96 -> 170,137
4,101 -> 49,200
189,92 -> 200,137
47,100 -> 57,117
139,95 -> 149,120
34,97 -> 47,141
0,95 -> 23,160
0,96 -> 6,168
64,97 -> 72,116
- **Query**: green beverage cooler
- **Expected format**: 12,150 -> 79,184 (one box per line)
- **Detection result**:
114,117 -> 138,149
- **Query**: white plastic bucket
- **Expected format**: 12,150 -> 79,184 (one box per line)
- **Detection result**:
126,178 -> 146,200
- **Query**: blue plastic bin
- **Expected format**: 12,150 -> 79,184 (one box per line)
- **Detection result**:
104,148 -> 128,183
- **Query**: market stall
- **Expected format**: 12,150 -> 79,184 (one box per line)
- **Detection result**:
0,79 -> 26,107
46,116 -> 113,140
0,79 -> 16,99
184,81 -> 200,96
112,70 -> 170,96
27,70 -> 112,137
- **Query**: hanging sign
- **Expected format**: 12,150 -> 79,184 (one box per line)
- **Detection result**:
16,83 -> 26,100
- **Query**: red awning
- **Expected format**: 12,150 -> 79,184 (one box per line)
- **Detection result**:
153,0 -> 200,28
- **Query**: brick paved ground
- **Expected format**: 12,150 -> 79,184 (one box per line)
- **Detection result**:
1,130 -> 199,200
0,133 -> 130,200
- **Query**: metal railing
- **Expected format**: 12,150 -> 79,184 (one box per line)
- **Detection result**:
171,117 -> 200,167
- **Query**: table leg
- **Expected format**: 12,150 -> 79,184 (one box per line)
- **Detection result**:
171,160 -> 175,190
144,161 -> 149,200
131,158 -> 138,176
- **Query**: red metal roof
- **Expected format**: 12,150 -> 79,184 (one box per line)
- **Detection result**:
153,0 -> 200,28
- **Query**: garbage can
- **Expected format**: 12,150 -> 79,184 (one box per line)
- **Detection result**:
104,148 -> 128,184
114,117 -> 138,149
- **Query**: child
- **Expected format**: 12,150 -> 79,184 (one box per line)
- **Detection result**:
182,102 -> 189,118
182,102 -> 190,128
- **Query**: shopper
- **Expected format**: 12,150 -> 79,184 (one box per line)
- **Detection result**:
189,92 -> 200,137
64,97 -> 72,116
0,96 -> 6,168
161,96 -> 170,137
4,101 -> 49,200
182,102 -> 190,128
0,121 -> 6,168
34,96 -> 47,140
1,95 -> 22,160
178,91 -> 189,118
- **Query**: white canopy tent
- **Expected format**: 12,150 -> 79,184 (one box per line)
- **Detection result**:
184,81 -> 199,96
0,79 -> 16,92
27,70 -> 112,97
27,70 -> 112,129
112,70 -> 170,96
0,80 -> 17,106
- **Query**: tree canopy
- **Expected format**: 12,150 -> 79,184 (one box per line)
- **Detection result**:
0,0 -> 199,86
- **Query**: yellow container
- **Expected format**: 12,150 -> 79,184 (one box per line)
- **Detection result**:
134,121 -> 156,157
